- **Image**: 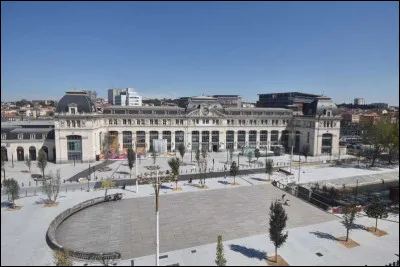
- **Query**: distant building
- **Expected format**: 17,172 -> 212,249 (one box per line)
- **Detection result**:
354,98 -> 365,105
370,102 -> 389,109
108,88 -> 142,106
257,92 -> 321,113
241,102 -> 255,108
212,95 -> 242,108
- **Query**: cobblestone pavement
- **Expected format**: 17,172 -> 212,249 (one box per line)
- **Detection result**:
56,184 -> 337,260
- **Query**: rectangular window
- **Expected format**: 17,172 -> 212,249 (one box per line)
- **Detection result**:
42,134 -> 47,139
137,119 -> 140,125
180,119 -> 184,125
176,119 -> 179,125
128,119 -> 132,125
1,133 -> 6,140
18,133 -> 23,140
307,132 -> 310,143
67,120 -> 71,127
150,119 -> 154,125
72,121 -> 76,127
123,119 -> 127,125
30,133 -> 35,140
163,119 -> 167,125
77,121 -> 81,127
109,119 -> 112,125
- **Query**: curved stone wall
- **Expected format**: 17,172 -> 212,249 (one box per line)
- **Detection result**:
46,194 -> 122,261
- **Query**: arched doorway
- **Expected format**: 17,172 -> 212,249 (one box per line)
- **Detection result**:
29,146 -> 37,160
41,146 -> 49,160
67,135 -> 82,162
53,147 -> 56,162
17,146 -> 24,161
1,147 -> 8,161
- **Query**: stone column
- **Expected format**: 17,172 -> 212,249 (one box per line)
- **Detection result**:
256,130 -> 260,149
220,131 -> 225,151
267,131 -> 271,151
118,132 -> 123,154
132,132 -> 137,150
209,131 -> 212,152
199,131 -> 202,150
245,130 -> 249,147
233,130 -> 238,150
278,131 -> 282,145
145,131 -> 150,152
171,131 -> 176,151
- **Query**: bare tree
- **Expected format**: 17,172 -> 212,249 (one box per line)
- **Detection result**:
230,161 -> 239,184
4,178 -> 20,207
42,170 -> 62,203
254,148 -> 261,162
37,149 -> 48,180
342,205 -> 356,242
195,149 -> 201,167
25,154 -> 32,172
302,145 -> 310,162
265,159 -> 274,180
199,158 -> 208,187
229,148 -> 234,163
127,148 -> 135,179
247,151 -> 253,166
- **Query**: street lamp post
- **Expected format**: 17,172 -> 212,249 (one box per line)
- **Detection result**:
298,154 -> 301,182
155,170 -> 160,266
135,141 -> 139,193
87,163 -> 91,191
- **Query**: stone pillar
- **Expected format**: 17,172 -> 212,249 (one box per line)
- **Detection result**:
171,131 -> 176,151
118,132 -> 123,154
209,131 -> 212,152
256,131 -> 260,149
132,132 -> 137,150
233,130 -> 238,150
220,131 -> 225,151
267,131 -> 271,151
199,131 -> 202,150
145,131 -> 150,152
245,130 -> 249,147
278,131 -> 282,145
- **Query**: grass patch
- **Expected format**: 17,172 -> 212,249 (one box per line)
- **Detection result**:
336,237 -> 360,248
266,255 -> 290,266
43,202 -> 59,208
230,182 -> 241,186
367,227 -> 388,237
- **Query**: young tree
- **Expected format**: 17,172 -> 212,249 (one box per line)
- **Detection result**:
215,235 -> 227,266
269,200 -> 288,263
53,249 -> 73,266
230,161 -> 239,184
365,195 -> 388,232
101,180 -> 116,197
247,151 -> 253,166
24,154 -> 32,172
42,170 -> 62,203
355,149 -> 363,168
4,178 -> 20,207
254,148 -> 261,162
37,149 -> 48,180
195,149 -> 201,167
149,148 -> 157,167
229,148 -> 234,163
199,158 -> 208,187
127,148 -> 136,179
386,122 -> 399,164
178,144 -> 186,162
265,159 -> 273,181
201,147 -> 208,160
342,205 -> 356,242
302,144 -> 310,162
1,150 -> 6,182
168,157 -> 181,190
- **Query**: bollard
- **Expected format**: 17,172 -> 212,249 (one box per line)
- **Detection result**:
64,180 -> 65,183
29,181 -> 31,186
34,190 -> 36,196
81,187 -> 82,191
36,181 -> 37,186
22,182 -> 24,187
66,187 -> 67,193
26,191 -> 27,197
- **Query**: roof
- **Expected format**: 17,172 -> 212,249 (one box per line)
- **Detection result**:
10,128 -> 53,134
1,120 -> 55,126
56,91 -> 96,113
258,92 -> 321,97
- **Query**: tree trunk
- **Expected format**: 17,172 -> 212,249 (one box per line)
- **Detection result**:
176,180 -> 178,190
3,169 -> 5,182
234,175 -> 235,184
346,229 -> 349,242
275,246 -> 278,263
375,218 -> 378,232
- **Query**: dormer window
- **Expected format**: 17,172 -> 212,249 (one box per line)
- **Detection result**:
327,111 -> 331,117
68,103 -> 78,114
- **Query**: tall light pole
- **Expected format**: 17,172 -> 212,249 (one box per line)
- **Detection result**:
155,170 -> 160,266
135,140 -> 139,193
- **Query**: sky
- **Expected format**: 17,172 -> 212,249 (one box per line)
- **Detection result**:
1,1 -> 399,105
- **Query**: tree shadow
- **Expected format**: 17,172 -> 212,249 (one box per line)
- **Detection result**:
34,198 -> 49,205
229,244 -> 267,260
1,201 -> 13,208
160,184 -> 173,190
218,180 -> 229,185
351,223 -> 368,231
116,171 -> 130,175
251,177 -> 268,182
309,231 -> 338,241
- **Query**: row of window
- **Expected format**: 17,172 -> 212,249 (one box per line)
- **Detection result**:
103,109 -> 291,116
66,120 -> 83,128
107,118 -> 293,126
1,133 -> 47,140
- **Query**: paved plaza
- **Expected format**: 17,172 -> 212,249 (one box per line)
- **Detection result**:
56,183 -> 337,260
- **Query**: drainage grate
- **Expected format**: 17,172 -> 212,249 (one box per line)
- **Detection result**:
159,255 -> 168,259
316,252 -> 323,257
191,250 -> 197,253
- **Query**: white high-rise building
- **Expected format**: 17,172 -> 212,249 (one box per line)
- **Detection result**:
354,98 -> 365,105
108,88 -> 142,106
